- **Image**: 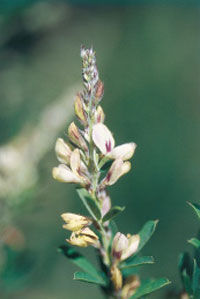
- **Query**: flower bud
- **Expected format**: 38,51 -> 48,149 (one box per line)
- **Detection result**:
92,123 -> 115,155
112,232 -> 129,260
74,94 -> 87,125
61,213 -> 91,232
55,138 -> 71,165
121,275 -> 140,299
110,264 -> 122,291
68,122 -> 88,152
95,80 -> 104,101
95,106 -> 105,123
104,159 -> 131,186
52,164 -> 81,184
121,234 -> 140,261
108,142 -> 137,161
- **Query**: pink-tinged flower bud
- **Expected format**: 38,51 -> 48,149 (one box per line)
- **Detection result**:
52,164 -> 81,184
55,138 -> 72,165
68,122 -> 88,152
112,232 -> 129,260
120,234 -> 140,261
95,106 -> 105,123
121,275 -> 140,299
110,264 -> 122,291
61,213 -> 91,232
67,227 -> 98,247
95,80 -> 104,100
92,123 -> 115,155
108,142 -> 137,161
74,94 -> 87,125
103,159 -> 131,186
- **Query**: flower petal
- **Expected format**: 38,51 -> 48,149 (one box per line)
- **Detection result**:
61,213 -> 91,231
112,232 -> 128,260
70,149 -> 81,177
55,138 -> 71,165
95,106 -> 105,123
109,143 -> 137,160
68,122 -> 88,152
92,123 -> 115,155
121,234 -> 140,261
104,159 -> 131,186
52,164 -> 81,183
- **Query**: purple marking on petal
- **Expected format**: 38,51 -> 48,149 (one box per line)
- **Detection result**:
106,171 -> 111,182
113,250 -> 122,260
105,140 -> 112,152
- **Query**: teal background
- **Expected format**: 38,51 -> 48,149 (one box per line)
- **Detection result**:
0,1 -> 200,298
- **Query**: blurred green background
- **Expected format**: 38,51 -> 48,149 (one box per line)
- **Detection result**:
0,1 -> 200,298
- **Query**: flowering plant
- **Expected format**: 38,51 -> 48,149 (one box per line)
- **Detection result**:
52,46 -> 170,299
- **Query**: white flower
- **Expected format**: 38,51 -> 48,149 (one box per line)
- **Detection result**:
112,232 -> 140,261
120,234 -> 140,261
55,138 -> 72,165
109,142 -> 137,160
112,232 -> 129,260
92,123 -> 115,155
68,122 -> 88,152
103,158 -> 131,186
67,227 -> 98,247
52,149 -> 88,185
52,164 -> 81,184
92,123 -> 136,160
61,213 -> 91,231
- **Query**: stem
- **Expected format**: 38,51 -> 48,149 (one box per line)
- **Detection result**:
87,95 -> 111,267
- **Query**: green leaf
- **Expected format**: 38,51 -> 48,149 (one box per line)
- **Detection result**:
102,206 -> 125,223
182,269 -> 193,295
178,253 -> 193,278
58,245 -> 105,283
137,220 -> 158,252
74,271 -> 107,286
77,188 -> 101,221
120,256 -> 154,270
192,259 -> 200,293
188,202 -> 200,220
130,278 -> 171,298
188,238 -> 200,249
109,220 -> 118,236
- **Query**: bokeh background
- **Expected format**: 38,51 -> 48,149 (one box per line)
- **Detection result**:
0,1 -> 200,298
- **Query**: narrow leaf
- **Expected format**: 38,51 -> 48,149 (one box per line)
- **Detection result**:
188,202 -> 200,220
120,256 -> 154,270
130,278 -> 171,299
102,206 -> 125,223
137,220 -> 158,252
182,269 -> 193,295
77,188 -> 101,220
74,271 -> 107,286
58,245 -> 104,282
192,259 -> 200,293
188,238 -> 200,249
178,252 -> 193,278
109,220 -> 118,236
